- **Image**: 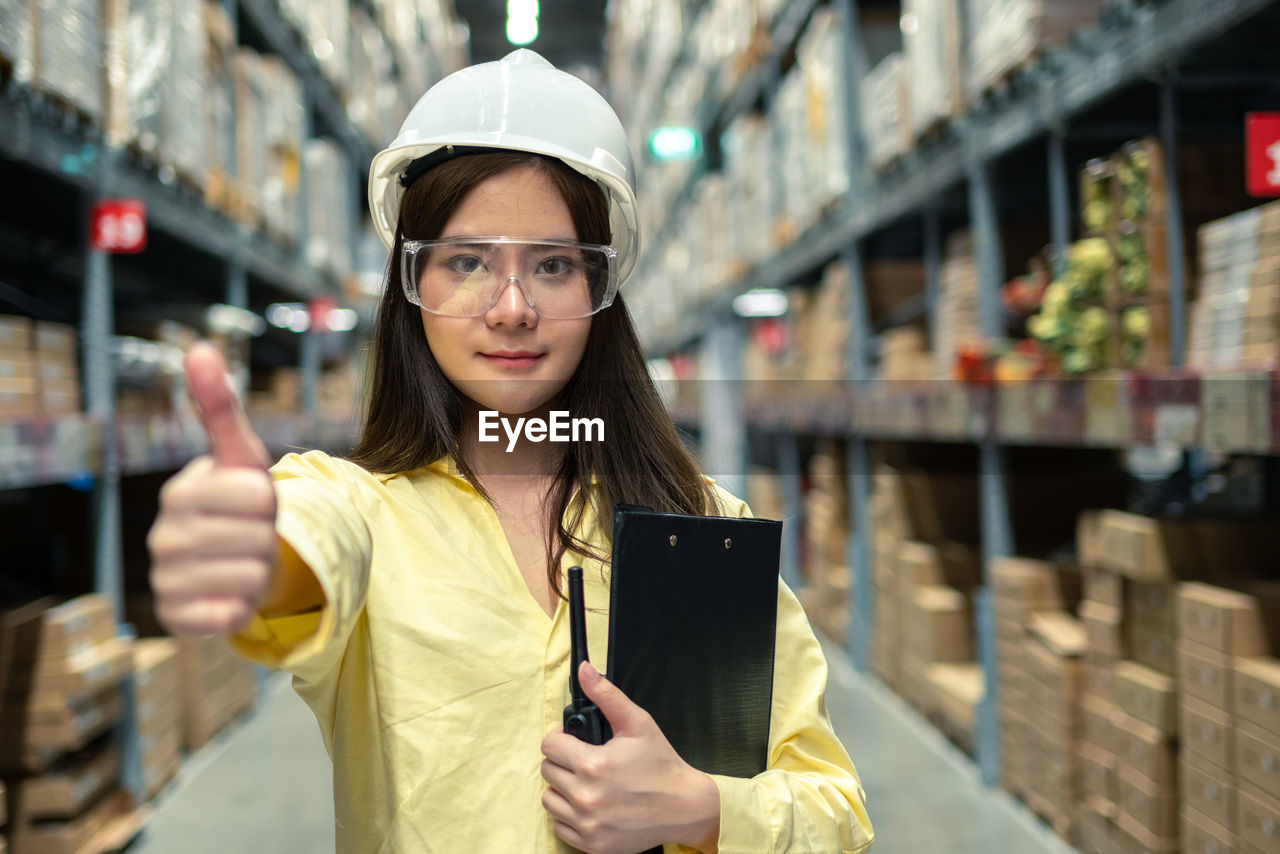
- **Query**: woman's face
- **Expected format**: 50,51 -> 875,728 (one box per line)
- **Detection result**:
420,165 -> 592,416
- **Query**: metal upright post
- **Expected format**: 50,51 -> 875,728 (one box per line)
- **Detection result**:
1159,76 -> 1187,367
968,156 -> 1012,786
698,319 -> 747,504
1048,129 -> 1072,277
83,150 -> 123,626
833,0 -> 877,670
226,260 -> 250,397
843,242 -> 874,670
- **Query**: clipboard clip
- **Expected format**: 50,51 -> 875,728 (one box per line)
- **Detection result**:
563,565 -> 612,745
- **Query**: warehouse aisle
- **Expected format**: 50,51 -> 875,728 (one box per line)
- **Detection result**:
130,638 -> 1077,854
129,672 -> 334,853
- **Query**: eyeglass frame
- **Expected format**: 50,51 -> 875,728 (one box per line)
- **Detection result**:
400,236 -> 621,319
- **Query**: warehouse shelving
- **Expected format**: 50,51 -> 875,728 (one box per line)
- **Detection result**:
639,0 -> 1280,803
0,2 -> 458,843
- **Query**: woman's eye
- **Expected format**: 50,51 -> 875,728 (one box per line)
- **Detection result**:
537,256 -> 575,277
446,255 -> 485,275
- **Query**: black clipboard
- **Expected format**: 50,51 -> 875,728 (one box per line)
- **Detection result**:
604,505 -> 782,778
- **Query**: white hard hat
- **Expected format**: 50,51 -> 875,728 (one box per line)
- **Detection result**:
368,49 -> 641,286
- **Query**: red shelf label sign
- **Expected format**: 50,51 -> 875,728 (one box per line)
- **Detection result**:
1247,113 -> 1280,197
91,199 -> 147,253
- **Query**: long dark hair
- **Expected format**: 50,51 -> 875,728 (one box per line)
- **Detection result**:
348,151 -> 718,597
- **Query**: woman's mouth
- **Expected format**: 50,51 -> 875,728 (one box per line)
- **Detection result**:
479,351 -> 544,368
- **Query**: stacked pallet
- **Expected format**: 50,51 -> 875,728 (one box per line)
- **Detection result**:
868,465 -> 981,751
967,0 -> 1106,101
132,639 -> 182,802
177,637 -> 256,752
990,558 -> 1075,805
1189,199 -> 1280,367
1073,510 -> 1280,854
0,596 -> 138,854
0,317 -> 81,418
800,443 -> 852,644
933,232 -> 982,379
1177,582 -> 1280,854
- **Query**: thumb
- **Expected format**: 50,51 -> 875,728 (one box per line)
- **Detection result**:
579,661 -> 647,734
185,342 -> 270,470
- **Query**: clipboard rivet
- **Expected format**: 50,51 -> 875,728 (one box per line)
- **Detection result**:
669,534 -> 677,546
724,538 -> 732,549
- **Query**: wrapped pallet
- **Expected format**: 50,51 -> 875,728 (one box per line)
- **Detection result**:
0,0 -> 34,84
304,140 -> 356,279
33,0 -> 102,123
797,7 -> 850,212
902,0 -> 964,139
968,0 -> 1105,101
102,0 -> 205,184
259,57 -> 304,245
203,0 -> 239,218
721,114 -> 773,274
862,53 -> 910,173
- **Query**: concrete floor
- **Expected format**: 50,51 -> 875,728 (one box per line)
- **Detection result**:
130,639 -> 1078,854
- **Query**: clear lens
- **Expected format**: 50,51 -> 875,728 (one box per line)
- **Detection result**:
402,238 -> 618,319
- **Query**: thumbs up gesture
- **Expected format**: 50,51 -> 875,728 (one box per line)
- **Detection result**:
147,343 -> 278,636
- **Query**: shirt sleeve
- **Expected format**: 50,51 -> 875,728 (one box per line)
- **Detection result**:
228,450 -> 373,687
677,482 -> 874,854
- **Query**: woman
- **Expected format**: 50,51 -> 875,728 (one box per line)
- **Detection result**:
149,50 -> 873,854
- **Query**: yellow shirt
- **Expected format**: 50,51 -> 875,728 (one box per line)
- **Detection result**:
232,450 -> 874,854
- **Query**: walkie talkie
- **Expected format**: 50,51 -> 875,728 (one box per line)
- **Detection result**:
562,565 -> 612,744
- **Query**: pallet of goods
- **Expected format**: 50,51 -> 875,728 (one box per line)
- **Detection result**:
132,639 -> 182,802
178,637 -> 256,752
1072,510 -> 1280,854
902,0 -> 964,141
966,0 -> 1105,101
0,595 -> 143,854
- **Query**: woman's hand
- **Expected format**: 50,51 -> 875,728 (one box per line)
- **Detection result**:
147,343 -> 278,636
541,661 -> 721,854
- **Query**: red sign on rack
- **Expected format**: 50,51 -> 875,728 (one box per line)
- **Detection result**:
1246,113 -> 1280,197
91,199 -> 147,253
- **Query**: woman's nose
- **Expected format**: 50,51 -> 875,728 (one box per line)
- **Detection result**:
486,276 -> 538,325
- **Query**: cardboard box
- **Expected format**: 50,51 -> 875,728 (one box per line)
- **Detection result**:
0,315 -> 33,350
29,637 -> 132,700
1130,614 -> 1177,676
12,742 -> 121,821
1237,782 -> 1280,853
1085,657 -> 1115,701
1182,752 -> 1236,832
0,377 -> 38,416
1115,805 -> 1180,853
26,596 -> 114,661
0,349 -> 35,381
1117,763 -> 1179,838
1182,806 -> 1238,854
20,688 -> 124,758
1083,565 -> 1124,609
1095,511 -> 1199,581
1083,694 -> 1118,753
1180,582 -> 1280,656
1234,657 -> 1280,738
1114,661 -> 1176,734
1181,696 -> 1236,772
908,586 -> 972,663
1180,639 -> 1233,710
1081,600 -> 1126,660
1029,611 -> 1087,657
1234,721 -> 1280,797
33,321 -> 76,355
1131,582 -> 1178,625
8,787 -> 132,854
1111,709 -> 1176,787
1080,741 -> 1117,805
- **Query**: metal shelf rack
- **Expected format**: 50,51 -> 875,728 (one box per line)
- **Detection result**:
646,0 -> 1280,792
